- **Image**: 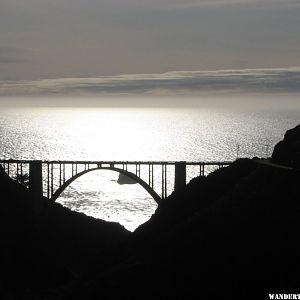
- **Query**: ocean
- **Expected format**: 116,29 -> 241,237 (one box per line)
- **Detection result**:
0,103 -> 299,231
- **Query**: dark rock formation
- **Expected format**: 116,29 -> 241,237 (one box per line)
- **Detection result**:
69,159 -> 300,300
0,166 -> 130,298
272,124 -> 300,168
117,173 -> 137,184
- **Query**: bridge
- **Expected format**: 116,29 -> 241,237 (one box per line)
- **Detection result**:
0,160 -> 233,203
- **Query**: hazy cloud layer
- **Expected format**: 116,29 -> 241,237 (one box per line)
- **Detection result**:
0,0 -> 300,80
0,68 -> 299,97
0,47 -> 31,64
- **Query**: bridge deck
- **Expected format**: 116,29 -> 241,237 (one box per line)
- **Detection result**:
0,159 -> 233,165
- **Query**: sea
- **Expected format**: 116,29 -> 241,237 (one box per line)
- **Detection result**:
0,99 -> 299,231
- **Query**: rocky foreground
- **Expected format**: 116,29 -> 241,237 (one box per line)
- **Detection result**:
1,124 -> 300,300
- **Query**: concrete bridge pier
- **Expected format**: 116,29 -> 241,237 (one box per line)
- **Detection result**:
174,161 -> 186,191
29,161 -> 43,215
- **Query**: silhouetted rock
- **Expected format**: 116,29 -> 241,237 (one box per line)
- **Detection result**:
69,160 -> 299,300
117,173 -> 137,184
272,124 -> 300,168
0,165 -> 130,298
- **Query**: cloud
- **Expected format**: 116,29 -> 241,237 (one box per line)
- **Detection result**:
0,68 -> 300,97
0,47 -> 31,64
166,0 -> 300,9
1,0 -> 300,80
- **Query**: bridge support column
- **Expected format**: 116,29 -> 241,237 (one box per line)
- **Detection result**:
29,161 -> 43,198
174,161 -> 186,191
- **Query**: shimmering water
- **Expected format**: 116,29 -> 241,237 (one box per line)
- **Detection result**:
0,105 -> 299,231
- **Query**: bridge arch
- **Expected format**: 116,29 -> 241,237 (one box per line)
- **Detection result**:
51,166 -> 162,204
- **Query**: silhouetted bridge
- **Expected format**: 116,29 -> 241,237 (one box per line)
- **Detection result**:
0,160 -> 233,203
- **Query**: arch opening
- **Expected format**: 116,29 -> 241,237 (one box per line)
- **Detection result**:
52,167 -> 161,203
54,168 -> 159,231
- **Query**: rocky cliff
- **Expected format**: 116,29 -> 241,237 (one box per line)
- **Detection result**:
272,124 -> 300,168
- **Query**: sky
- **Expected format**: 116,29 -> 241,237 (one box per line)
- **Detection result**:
0,0 -> 300,98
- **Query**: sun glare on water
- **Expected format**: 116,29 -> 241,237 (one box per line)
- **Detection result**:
1,104 -> 299,231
